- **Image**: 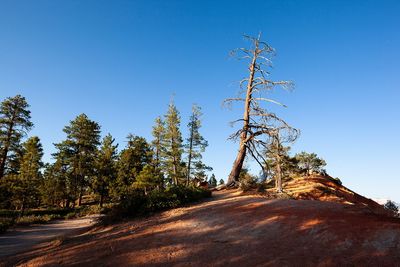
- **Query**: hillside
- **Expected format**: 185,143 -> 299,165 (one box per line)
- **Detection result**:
2,182 -> 400,267
282,175 -> 390,216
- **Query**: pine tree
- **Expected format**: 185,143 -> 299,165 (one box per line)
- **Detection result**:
295,152 -> 326,176
55,114 -> 101,206
151,116 -> 165,170
52,141 -> 76,207
116,134 -> 151,197
219,179 -> 225,185
208,174 -> 217,187
14,136 -> 43,211
0,95 -> 33,179
134,164 -> 163,194
185,104 -> 211,185
41,162 -> 68,207
93,134 -> 118,207
164,102 -> 184,185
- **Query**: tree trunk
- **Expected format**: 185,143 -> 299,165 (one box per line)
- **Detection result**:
275,157 -> 282,193
226,143 -> 247,186
99,186 -> 104,208
0,120 -> 15,179
226,46 -> 258,186
186,122 -> 194,185
78,186 -> 83,206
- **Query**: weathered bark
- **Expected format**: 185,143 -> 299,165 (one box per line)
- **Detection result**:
275,156 -> 282,193
0,117 -> 15,179
226,143 -> 247,186
226,45 -> 258,186
99,183 -> 105,207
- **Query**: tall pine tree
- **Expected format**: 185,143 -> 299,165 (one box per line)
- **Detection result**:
93,134 -> 118,207
151,116 -> 165,170
55,114 -> 101,206
0,95 -> 33,179
185,104 -> 211,185
14,136 -> 44,211
116,134 -> 151,197
164,102 -> 184,185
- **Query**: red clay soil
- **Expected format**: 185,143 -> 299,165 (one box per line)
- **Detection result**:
283,176 -> 390,215
3,190 -> 400,267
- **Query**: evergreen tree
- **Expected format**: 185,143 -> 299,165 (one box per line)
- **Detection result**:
208,173 -> 217,187
185,104 -> 211,185
41,162 -> 68,207
0,95 -> 33,179
55,114 -> 101,206
295,152 -> 326,176
134,164 -> 163,194
14,136 -> 44,211
93,134 -> 118,207
164,102 -> 184,185
151,116 -> 166,170
52,141 -> 76,207
264,145 -> 298,181
116,134 -> 151,197
219,179 -> 225,185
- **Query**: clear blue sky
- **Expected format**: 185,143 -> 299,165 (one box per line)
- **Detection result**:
1,0 -> 399,201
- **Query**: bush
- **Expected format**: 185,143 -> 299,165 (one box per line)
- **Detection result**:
239,174 -> 257,191
0,217 -> 15,233
384,200 -> 399,216
16,214 -> 62,226
104,186 -> 211,222
331,177 -> 342,185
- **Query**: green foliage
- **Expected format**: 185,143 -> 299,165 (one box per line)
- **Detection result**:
219,179 -> 225,185
93,134 -> 118,207
163,102 -> 184,185
239,168 -> 257,191
0,217 -> 14,233
384,200 -> 399,215
0,207 -> 86,232
105,186 -> 211,222
134,164 -> 163,193
13,137 -> 44,210
16,214 -> 63,226
53,113 -> 101,207
185,105 -> 212,184
151,116 -> 166,170
264,144 -> 299,182
208,174 -> 217,187
332,177 -> 342,185
115,134 -> 152,197
295,152 -> 326,175
0,95 -> 33,179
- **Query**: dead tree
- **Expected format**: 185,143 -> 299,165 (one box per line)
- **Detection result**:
225,34 -> 298,187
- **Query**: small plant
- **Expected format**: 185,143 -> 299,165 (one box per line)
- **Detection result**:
0,217 -> 15,233
384,200 -> 399,216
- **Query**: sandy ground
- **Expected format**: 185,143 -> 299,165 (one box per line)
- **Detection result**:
0,216 -> 97,260
2,191 -> 400,266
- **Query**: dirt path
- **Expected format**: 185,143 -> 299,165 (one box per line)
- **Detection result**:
0,216 -> 97,259
3,191 -> 400,266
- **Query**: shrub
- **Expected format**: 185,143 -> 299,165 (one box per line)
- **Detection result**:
0,217 -> 15,233
16,214 -> 62,225
331,177 -> 342,185
384,200 -> 399,216
239,174 -> 257,191
104,186 -> 211,223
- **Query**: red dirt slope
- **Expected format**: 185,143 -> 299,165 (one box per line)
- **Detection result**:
283,175 -> 390,216
3,190 -> 400,267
